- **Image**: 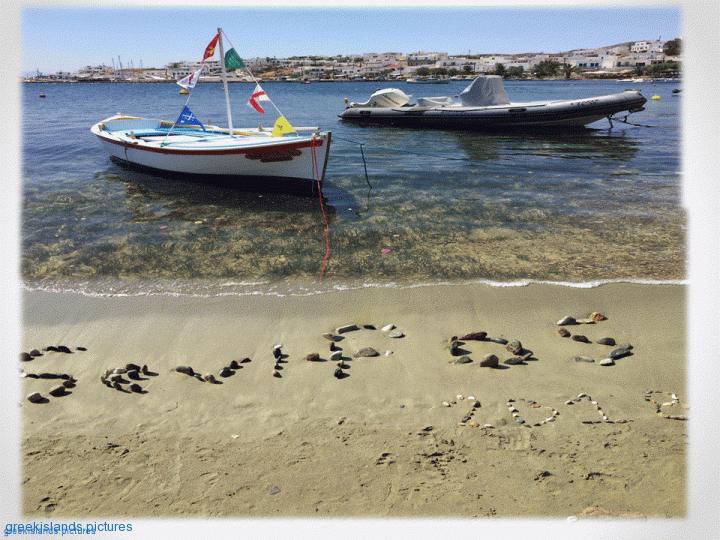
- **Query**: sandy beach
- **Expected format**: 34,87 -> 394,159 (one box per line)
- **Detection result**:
17,281 -> 688,520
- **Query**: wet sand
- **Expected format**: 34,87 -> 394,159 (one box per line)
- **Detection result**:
17,282 -> 688,523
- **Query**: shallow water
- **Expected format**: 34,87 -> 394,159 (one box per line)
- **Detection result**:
22,79 -> 684,296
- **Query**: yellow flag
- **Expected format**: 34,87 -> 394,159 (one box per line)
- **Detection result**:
271,116 -> 296,137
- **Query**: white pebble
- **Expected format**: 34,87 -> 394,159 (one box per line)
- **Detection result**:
545,417 -> 555,422
457,395 -> 464,400
385,350 -> 393,356
381,324 -> 395,332
468,396 -> 475,401
442,401 -> 450,407
512,412 -> 520,418
113,368 -> 127,374
671,394 -> 678,400
483,424 -> 494,428
578,393 -> 586,398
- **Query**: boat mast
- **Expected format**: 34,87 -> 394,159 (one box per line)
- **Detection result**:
217,28 -> 234,137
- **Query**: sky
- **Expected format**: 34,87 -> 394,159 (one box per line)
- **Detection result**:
19,5 -> 682,75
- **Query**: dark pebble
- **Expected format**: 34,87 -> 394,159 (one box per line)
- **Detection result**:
27,392 -> 44,403
504,357 -> 525,365
57,346 -> 72,354
229,360 -> 240,369
460,331 -> 487,341
30,349 -> 43,357
48,385 -> 66,397
127,370 -> 140,380
572,335 -> 591,343
62,380 -> 75,388
449,340 -> 462,356
141,365 -> 149,374
219,367 -> 233,377
45,346 -> 60,352
363,325 -> 376,330
129,383 -> 142,393
240,357 -> 252,364
176,366 -> 194,376
306,353 -> 321,362
38,373 -> 59,379
76,347 -> 87,351
479,354 -> 499,368
126,363 -> 141,372
449,356 -> 472,365
273,348 -> 281,359
333,367 -> 344,379
20,352 -> 32,362
610,347 -> 633,360
558,328 -> 571,338
596,337 -> 616,346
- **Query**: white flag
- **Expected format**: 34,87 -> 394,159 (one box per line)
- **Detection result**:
176,68 -> 203,90
247,83 -> 270,113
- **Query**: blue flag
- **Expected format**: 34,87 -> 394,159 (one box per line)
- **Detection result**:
175,106 -> 205,130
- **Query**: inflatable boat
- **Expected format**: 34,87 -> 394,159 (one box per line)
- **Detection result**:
339,76 -> 647,131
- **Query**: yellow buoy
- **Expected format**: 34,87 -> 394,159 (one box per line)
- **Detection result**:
180,88 -> 189,95
651,95 -> 661,100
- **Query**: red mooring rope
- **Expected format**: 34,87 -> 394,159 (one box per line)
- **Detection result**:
312,135 -> 330,280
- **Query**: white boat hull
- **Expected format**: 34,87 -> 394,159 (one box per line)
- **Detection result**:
92,116 -> 331,185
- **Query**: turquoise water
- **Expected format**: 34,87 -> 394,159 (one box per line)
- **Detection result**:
21,79 -> 684,295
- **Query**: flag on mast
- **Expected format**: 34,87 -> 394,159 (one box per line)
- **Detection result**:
202,33 -> 220,61
224,48 -> 246,71
247,83 -> 270,113
174,106 -> 205,130
176,68 -> 203,90
271,116 -> 296,137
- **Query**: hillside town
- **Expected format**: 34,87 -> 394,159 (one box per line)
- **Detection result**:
25,39 -> 681,83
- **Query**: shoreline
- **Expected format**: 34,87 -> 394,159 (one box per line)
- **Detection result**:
19,281 -> 687,518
